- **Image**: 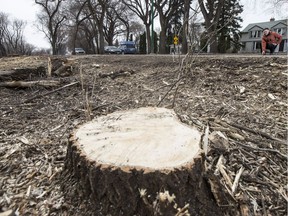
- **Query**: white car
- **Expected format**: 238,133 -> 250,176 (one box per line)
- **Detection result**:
104,46 -> 122,54
74,48 -> 86,54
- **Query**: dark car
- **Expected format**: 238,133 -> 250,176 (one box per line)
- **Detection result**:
104,46 -> 122,54
74,48 -> 86,54
119,41 -> 137,54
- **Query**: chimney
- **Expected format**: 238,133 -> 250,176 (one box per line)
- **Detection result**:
270,17 -> 275,22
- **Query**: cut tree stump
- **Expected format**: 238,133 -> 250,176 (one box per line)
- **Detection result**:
0,67 -> 46,81
64,107 -> 222,215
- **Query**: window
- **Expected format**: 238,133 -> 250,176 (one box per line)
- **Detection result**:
253,41 -> 262,51
126,44 -> 135,48
274,28 -> 286,35
250,30 -> 261,38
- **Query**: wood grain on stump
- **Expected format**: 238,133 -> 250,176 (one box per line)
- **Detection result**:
64,107 -> 221,215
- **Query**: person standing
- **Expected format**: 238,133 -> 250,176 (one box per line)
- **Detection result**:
261,28 -> 282,55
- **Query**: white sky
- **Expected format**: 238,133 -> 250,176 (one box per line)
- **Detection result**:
0,0 -> 287,49
0,0 -> 50,48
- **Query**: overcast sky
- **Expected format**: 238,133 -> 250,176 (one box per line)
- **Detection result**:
0,0 -> 287,49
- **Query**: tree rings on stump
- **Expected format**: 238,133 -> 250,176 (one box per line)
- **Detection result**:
64,107 -> 221,215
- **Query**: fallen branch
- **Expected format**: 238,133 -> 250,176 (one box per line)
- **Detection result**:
0,80 -> 60,88
215,155 -> 233,190
231,167 -> 244,194
91,102 -> 112,112
157,76 -> 183,106
225,120 -> 286,145
203,124 -> 209,156
234,141 -> 287,160
0,209 -> 14,216
261,194 -> 268,216
99,69 -> 135,79
175,203 -> 190,216
206,171 -> 236,206
23,81 -> 79,103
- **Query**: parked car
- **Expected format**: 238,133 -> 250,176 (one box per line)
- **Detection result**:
104,46 -> 122,54
74,47 -> 86,54
119,41 -> 137,54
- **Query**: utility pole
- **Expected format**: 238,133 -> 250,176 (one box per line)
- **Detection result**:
150,0 -> 154,54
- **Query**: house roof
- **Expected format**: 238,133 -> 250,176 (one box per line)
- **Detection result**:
241,19 -> 288,32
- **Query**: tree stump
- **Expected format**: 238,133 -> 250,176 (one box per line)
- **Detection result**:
0,67 -> 46,81
64,107 -> 221,215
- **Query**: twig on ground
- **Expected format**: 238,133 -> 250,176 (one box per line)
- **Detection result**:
261,194 -> 268,216
157,76 -> 183,106
215,155 -> 233,190
232,166 -> 244,194
226,120 -> 286,145
23,81 -> 79,103
234,141 -> 287,160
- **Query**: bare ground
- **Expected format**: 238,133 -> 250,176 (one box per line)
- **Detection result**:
0,54 -> 287,215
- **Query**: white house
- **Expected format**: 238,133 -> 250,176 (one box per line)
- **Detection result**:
240,18 -> 288,53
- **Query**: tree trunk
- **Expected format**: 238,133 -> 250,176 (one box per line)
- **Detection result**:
0,43 -> 7,57
198,0 -> 225,53
209,32 -> 218,53
72,24 -> 80,55
87,0 -> 106,54
145,24 -> 151,54
182,0 -> 191,54
98,25 -> 105,54
63,107 -> 222,215
52,36 -> 58,55
159,29 -> 167,54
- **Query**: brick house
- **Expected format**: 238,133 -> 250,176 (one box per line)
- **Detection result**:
240,18 -> 288,53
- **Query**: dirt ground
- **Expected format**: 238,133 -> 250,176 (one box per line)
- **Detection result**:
0,54 -> 287,216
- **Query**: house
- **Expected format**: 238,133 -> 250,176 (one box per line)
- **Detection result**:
240,18 -> 288,53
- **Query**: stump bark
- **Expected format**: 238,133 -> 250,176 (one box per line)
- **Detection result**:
64,107 -> 221,215
0,67 -> 46,81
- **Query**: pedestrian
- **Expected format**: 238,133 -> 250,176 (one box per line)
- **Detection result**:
261,28 -> 282,55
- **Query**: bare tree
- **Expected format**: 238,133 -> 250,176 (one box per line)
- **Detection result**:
0,12 -> 8,56
122,0 -> 157,53
198,0 -> 225,53
115,4 -> 137,42
129,21 -> 145,46
181,0 -> 192,54
81,18 -> 98,53
266,0 -> 288,17
154,0 -> 184,54
65,0 -> 91,54
87,0 -> 107,54
23,43 -> 36,55
272,0 -> 288,4
0,12 -> 34,56
188,9 -> 203,52
104,0 -> 124,45
35,0 -> 67,55
5,19 -> 26,54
